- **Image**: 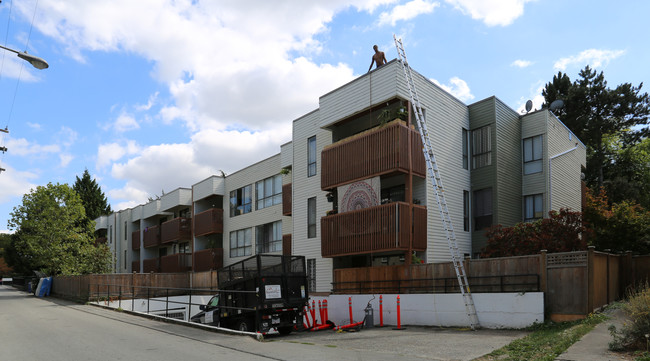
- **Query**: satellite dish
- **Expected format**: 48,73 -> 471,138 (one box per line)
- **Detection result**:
525,100 -> 533,113
549,99 -> 565,112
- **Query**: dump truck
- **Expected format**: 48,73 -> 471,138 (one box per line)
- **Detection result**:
191,254 -> 309,335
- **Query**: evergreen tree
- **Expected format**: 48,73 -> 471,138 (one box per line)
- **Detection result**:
543,66 -> 650,201
73,169 -> 112,221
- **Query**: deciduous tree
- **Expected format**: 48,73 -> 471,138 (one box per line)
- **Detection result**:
8,183 -> 111,275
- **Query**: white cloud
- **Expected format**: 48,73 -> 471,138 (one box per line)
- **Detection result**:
444,0 -> 534,26
554,49 -> 626,71
135,92 -> 159,111
96,140 -> 141,169
113,113 -> 140,133
0,165 -> 38,204
59,153 -> 74,167
516,82 -> 545,114
27,122 -> 42,130
432,76 -> 475,102
5,137 -> 60,156
511,59 -> 532,68
378,0 -> 439,26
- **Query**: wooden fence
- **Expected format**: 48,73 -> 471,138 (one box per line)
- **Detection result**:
52,271 -> 218,302
333,247 -> 650,321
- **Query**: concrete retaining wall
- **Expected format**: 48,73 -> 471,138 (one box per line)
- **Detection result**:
309,293 -> 543,329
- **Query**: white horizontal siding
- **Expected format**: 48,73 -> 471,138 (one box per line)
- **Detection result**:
160,188 -> 192,212
222,154 -> 285,267
193,175 -> 225,202
292,109 -> 333,292
280,142 -> 293,168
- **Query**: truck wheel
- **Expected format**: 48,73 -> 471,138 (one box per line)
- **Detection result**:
235,319 -> 251,332
278,326 -> 293,335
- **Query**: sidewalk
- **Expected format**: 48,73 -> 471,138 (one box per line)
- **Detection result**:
555,308 -> 628,361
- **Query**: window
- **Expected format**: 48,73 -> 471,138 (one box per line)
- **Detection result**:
524,194 -> 544,222
307,136 -> 317,177
307,259 -> 316,292
307,197 -> 316,238
230,228 -> 252,257
462,128 -> 469,170
229,185 -> 252,217
124,250 -> 127,269
473,188 -> 493,230
523,135 -> 543,174
463,190 -> 470,232
472,125 -> 492,169
109,225 -> 112,244
124,222 -> 127,240
256,174 -> 282,210
381,185 -> 405,204
256,221 -> 282,253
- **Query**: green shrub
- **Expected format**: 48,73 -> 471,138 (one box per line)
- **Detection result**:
609,282 -> 650,351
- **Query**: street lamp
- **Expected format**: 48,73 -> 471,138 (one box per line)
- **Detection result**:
0,44 -> 49,69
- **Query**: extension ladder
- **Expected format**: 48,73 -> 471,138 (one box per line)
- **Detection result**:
393,35 -> 480,330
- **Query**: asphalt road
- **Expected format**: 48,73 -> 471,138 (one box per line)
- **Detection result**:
0,285 -> 527,360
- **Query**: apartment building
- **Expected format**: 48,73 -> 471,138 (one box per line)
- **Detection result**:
96,60 -> 585,293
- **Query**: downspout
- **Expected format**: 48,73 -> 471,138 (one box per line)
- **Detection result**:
548,143 -> 579,211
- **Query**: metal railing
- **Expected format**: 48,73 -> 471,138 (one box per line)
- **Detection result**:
331,274 -> 540,294
87,284 -> 256,323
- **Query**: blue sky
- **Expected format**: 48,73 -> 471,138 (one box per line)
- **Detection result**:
0,0 -> 648,233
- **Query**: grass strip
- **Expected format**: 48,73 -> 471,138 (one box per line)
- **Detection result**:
476,312 -> 607,361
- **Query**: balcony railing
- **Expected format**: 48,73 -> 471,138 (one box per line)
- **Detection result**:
143,258 -> 159,273
143,225 -> 161,248
193,208 -> 223,237
282,183 -> 292,216
132,230 -> 140,250
321,121 -> 426,190
161,217 -> 192,244
160,253 -> 192,273
131,260 -> 140,273
94,237 -> 107,246
321,202 -> 427,258
193,248 -> 224,272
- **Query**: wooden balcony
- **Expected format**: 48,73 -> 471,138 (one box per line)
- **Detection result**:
321,202 -> 427,258
143,258 -> 159,273
94,237 -> 107,246
132,230 -> 140,250
193,208 -> 223,237
282,183 -> 292,216
282,234 -> 292,256
161,217 -> 192,244
321,121 -> 426,190
143,225 -> 161,248
193,248 -> 224,272
131,260 -> 140,273
160,253 -> 192,273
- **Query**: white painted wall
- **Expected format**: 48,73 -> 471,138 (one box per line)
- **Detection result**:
309,293 -> 543,329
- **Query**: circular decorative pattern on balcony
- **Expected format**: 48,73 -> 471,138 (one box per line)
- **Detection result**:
341,181 -> 379,212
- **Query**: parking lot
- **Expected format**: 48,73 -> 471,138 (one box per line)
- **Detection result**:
265,325 -> 528,360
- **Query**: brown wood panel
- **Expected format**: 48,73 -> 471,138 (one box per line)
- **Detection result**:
282,234 -> 291,256
193,248 -> 223,272
131,230 -> 140,250
321,121 -> 425,190
143,225 -> 161,248
193,208 -> 223,237
282,183 -> 292,216
161,217 -> 192,244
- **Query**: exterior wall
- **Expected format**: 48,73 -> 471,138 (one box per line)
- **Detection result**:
292,109 -> 333,292
521,111 -> 548,207
312,293 -> 543,329
222,154 -> 285,267
160,188 -> 192,212
193,176 -> 226,202
494,97 -> 523,227
319,60 -> 400,128
546,113 -> 586,212
410,71 -> 471,263
468,97 -> 497,253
